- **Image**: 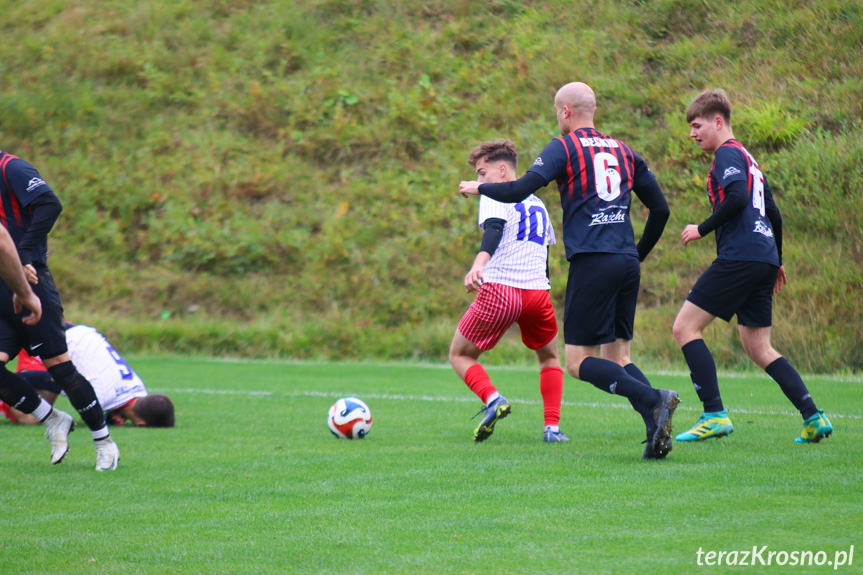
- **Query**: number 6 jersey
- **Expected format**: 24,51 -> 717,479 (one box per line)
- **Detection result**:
478,193 -> 556,290
526,127 -> 657,260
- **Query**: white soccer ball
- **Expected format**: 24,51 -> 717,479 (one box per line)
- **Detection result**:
327,397 -> 373,439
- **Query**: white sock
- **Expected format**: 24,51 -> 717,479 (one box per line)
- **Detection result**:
34,398 -> 53,422
545,425 -> 560,433
91,427 -> 110,441
486,392 -> 500,406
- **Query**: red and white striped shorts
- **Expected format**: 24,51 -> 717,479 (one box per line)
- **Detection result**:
457,283 -> 558,351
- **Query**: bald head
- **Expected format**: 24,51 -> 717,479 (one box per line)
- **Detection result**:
554,82 -> 597,135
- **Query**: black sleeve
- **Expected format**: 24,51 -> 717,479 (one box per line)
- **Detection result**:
479,218 -> 505,256
17,190 -> 62,266
632,179 -> 669,262
696,179 -> 748,238
477,172 -> 547,204
764,181 -> 783,265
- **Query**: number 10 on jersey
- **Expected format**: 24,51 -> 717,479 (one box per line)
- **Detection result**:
514,202 -> 548,245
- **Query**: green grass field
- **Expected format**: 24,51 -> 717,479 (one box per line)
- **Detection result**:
1,359 -> 860,574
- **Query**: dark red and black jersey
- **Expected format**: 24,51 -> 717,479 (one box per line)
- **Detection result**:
526,128 -> 657,260
0,151 -> 55,264
707,140 -> 779,266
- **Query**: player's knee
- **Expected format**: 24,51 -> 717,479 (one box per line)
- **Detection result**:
671,316 -> 691,346
564,360 -> 580,380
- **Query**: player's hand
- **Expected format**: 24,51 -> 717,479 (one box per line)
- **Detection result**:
464,266 -> 484,293
774,265 -> 787,293
681,224 -> 702,246
459,181 -> 481,198
23,264 -> 38,284
13,290 -> 42,326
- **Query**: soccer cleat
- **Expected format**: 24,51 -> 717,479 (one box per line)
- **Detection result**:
543,429 -> 570,443
794,410 -> 833,443
645,389 -> 680,459
472,395 -> 511,442
675,411 -> 734,442
43,409 -> 75,465
94,437 -> 120,471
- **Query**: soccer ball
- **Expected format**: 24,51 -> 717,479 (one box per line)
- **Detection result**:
327,397 -> 373,439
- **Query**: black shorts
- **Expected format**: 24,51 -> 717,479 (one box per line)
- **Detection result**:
687,259 -> 778,327
564,252 -> 640,346
0,265 -> 68,360
17,370 -> 61,394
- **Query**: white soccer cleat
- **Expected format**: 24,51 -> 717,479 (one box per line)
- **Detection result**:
94,437 -> 120,471
43,409 -> 75,465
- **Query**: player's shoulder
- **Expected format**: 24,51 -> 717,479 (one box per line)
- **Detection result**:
0,154 -> 50,193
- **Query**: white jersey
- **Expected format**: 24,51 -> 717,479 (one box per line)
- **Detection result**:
65,325 -> 147,412
478,193 -> 556,290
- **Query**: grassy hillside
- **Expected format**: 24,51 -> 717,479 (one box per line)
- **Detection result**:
1,0 -> 861,371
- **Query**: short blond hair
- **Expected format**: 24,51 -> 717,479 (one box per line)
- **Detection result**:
686,89 -> 732,124
468,139 -> 518,169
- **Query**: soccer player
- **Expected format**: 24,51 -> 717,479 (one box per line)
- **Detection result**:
450,139 -> 567,443
1,323 -> 175,428
671,89 -> 833,444
459,83 -> 678,459
0,149 -> 120,470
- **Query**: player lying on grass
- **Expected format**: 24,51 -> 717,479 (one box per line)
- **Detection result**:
450,139 -> 568,444
672,89 -> 833,444
1,323 -> 174,428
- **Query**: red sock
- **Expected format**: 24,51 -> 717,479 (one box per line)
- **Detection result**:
540,367 -> 564,426
464,364 -> 497,404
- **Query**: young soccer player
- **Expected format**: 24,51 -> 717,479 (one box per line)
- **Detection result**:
450,139 -> 567,443
459,83 -> 678,459
672,89 -> 833,444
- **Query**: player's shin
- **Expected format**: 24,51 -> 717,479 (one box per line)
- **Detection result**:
0,366 -> 49,417
47,361 -> 109,440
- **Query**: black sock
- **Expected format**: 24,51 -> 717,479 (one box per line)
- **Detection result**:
0,366 -> 43,415
47,361 -> 108,437
579,357 -> 660,410
624,363 -> 653,425
681,339 -> 723,412
765,357 -> 818,419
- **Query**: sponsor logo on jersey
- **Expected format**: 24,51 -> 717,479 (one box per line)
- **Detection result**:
722,166 -> 741,180
26,177 -> 47,192
589,209 -> 627,227
753,220 -> 774,238
532,157 -> 544,167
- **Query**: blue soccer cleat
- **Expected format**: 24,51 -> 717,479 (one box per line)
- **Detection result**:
543,428 -> 570,443
675,411 -> 734,442
472,395 -> 511,442
795,410 -> 833,443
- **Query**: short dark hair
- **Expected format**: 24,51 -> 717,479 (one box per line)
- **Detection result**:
468,139 -> 518,169
134,394 -> 175,428
686,89 -> 732,124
